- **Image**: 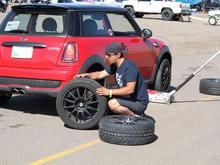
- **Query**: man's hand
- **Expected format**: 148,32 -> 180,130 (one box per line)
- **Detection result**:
74,73 -> 90,79
96,87 -> 110,96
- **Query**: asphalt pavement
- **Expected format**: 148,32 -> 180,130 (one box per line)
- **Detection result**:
0,5 -> 220,165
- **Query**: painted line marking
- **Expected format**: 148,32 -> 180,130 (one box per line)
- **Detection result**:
29,139 -> 101,165
201,95 -> 218,101
189,16 -> 207,22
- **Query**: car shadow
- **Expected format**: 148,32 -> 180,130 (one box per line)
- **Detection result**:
173,98 -> 220,103
139,16 -> 191,22
1,94 -> 58,116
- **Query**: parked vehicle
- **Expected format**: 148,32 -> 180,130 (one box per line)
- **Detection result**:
175,0 -> 202,11
0,0 -> 8,13
0,3 -> 172,129
122,0 -> 192,21
203,0 -> 220,11
50,0 -> 123,7
208,9 -> 220,25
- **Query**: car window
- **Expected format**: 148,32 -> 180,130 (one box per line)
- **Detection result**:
35,14 -> 64,33
0,11 -> 66,35
81,12 -> 110,36
106,13 -> 138,36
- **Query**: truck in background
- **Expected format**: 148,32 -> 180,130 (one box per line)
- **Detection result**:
176,0 -> 220,11
122,0 -> 191,21
175,0 -> 202,11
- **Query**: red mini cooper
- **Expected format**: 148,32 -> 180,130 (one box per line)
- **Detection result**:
0,3 -> 172,129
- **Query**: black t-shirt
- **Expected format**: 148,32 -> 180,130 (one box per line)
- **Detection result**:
106,58 -> 149,105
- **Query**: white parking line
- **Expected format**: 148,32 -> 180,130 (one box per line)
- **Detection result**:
189,16 -> 207,22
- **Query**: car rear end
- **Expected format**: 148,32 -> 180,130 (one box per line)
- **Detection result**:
0,4 -> 78,96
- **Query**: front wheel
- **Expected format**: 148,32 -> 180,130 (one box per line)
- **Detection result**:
125,6 -> 135,17
135,13 -> 144,18
154,59 -> 171,91
161,9 -> 173,21
56,78 -> 108,130
208,16 -> 217,25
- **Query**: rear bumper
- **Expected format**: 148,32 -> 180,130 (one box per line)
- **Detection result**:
0,85 -> 59,97
181,9 -> 192,16
0,67 -> 79,97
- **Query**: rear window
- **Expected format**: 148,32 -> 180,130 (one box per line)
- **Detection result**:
0,11 -> 67,35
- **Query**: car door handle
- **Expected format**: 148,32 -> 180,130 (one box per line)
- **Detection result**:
153,42 -> 159,47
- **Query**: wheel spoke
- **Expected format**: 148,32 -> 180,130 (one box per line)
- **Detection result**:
75,111 -> 80,121
87,100 -> 99,105
82,88 -> 87,100
86,92 -> 95,101
87,106 -> 98,112
69,91 -> 77,100
76,88 -> 82,98
66,111 -> 72,117
64,104 -> 75,109
84,110 -> 93,118
64,98 -> 75,104
81,112 -> 86,121
65,108 -> 77,117
161,65 -> 170,90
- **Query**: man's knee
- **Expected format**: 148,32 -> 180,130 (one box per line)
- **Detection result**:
108,99 -> 120,111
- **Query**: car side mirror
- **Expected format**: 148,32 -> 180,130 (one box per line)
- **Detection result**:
142,29 -> 152,39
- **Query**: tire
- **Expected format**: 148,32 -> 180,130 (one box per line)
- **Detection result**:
99,115 -> 156,145
56,78 -> 108,130
172,14 -> 180,21
135,13 -> 144,18
161,9 -> 173,21
125,6 -> 135,17
154,59 -> 171,91
199,78 -> 220,96
0,92 -> 12,106
195,5 -> 201,11
208,16 -> 217,25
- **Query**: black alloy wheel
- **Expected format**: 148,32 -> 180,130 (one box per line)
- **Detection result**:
56,78 -> 107,130
154,59 -> 171,91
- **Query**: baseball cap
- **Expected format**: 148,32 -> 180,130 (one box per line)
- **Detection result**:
105,42 -> 128,55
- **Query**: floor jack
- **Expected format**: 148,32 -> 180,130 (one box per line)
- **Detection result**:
148,50 -> 220,104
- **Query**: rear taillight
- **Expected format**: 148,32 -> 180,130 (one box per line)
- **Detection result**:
62,42 -> 78,63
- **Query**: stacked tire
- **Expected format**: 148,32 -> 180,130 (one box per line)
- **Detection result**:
99,115 -> 157,145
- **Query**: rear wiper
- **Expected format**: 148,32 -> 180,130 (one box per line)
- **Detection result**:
7,29 -> 29,33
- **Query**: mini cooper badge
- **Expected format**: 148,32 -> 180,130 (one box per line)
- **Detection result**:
20,38 -> 28,41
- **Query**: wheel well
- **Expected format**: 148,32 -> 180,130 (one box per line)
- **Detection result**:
87,63 -> 105,86
124,5 -> 134,9
160,52 -> 172,65
161,8 -> 173,13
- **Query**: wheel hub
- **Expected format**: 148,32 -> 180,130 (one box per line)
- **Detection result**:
76,100 -> 86,112
78,102 -> 84,108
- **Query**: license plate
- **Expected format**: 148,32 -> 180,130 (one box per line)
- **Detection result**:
11,46 -> 33,59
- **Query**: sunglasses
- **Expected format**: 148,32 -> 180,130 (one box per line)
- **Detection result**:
106,53 -> 117,57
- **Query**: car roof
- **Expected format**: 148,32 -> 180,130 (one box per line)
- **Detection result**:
12,3 -> 126,12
